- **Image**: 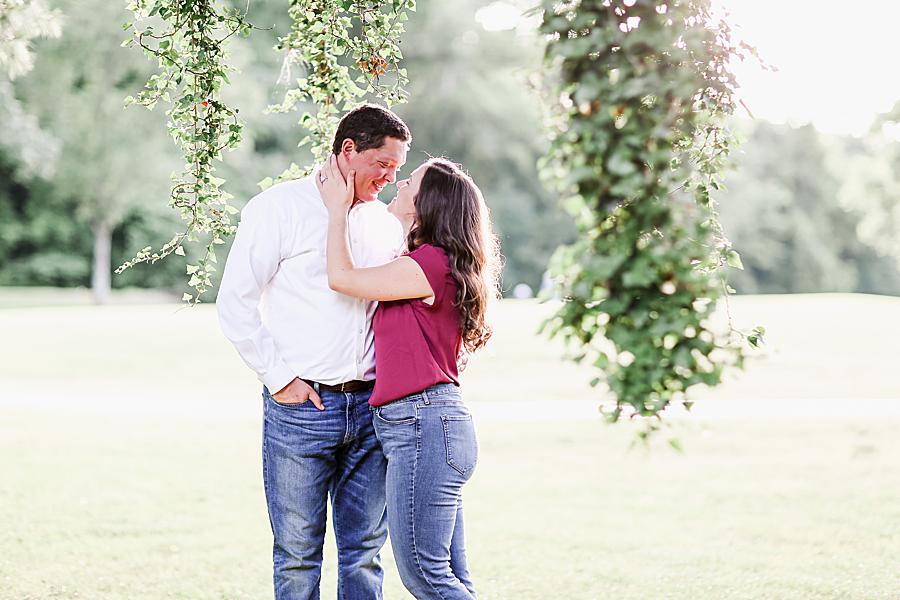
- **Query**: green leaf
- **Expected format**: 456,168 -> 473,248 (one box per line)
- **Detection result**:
607,153 -> 637,176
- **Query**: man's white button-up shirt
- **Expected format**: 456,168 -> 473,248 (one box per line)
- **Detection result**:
217,174 -> 405,393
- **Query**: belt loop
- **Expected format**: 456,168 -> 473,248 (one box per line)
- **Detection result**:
422,389 -> 430,405
314,381 -> 320,394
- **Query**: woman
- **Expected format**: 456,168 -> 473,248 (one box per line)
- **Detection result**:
317,155 -> 500,600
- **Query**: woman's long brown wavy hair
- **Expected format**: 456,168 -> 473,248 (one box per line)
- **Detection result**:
406,158 -> 502,355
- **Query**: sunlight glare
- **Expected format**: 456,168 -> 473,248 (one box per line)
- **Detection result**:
475,1 -> 522,32
720,0 -> 900,135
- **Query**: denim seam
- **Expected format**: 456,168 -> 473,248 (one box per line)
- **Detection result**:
262,401 -> 275,532
334,477 -> 345,600
342,392 -> 352,445
408,406 -> 449,600
261,396 -> 284,582
444,414 -> 474,476
441,416 -> 466,477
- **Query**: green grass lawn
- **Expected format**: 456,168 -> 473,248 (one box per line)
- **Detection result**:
1,291 -> 899,599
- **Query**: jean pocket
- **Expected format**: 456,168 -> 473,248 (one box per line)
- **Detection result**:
441,414 -> 477,478
265,388 -> 314,410
375,401 -> 417,425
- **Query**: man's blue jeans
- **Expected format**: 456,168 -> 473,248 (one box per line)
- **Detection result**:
262,385 -> 388,600
373,383 -> 478,600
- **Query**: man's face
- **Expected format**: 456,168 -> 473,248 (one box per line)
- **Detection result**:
344,137 -> 408,202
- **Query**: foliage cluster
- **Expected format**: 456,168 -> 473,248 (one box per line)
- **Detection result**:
0,0 -> 62,80
539,0 -> 760,427
118,0 -> 255,302
263,0 -> 415,186
0,0 -> 62,179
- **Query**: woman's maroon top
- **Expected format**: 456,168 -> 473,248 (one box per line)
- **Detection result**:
369,243 -> 462,406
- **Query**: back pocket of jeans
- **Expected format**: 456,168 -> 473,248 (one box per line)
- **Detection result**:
441,414 -> 477,477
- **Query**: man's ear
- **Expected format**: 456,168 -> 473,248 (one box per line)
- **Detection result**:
340,138 -> 356,158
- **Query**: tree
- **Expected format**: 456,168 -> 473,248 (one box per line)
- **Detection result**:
719,122 -> 859,292
0,0 -> 62,179
713,120 -> 900,296
837,104 -> 900,284
0,0 -> 62,79
13,0 -> 179,303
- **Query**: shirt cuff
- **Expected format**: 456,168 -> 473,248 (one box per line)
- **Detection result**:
261,361 -> 297,395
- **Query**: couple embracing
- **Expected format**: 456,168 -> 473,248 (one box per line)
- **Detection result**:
217,104 -> 501,600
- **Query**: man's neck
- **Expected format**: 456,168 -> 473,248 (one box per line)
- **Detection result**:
334,154 -> 366,208
335,154 -> 349,181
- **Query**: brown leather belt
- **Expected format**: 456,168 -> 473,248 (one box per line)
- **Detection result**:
303,379 -> 374,393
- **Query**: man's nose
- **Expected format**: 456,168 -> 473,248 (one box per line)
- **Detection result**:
384,167 -> 398,184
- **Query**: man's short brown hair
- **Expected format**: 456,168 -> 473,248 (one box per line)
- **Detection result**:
331,103 -> 411,155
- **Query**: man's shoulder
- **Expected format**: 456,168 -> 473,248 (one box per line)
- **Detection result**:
243,177 -> 317,216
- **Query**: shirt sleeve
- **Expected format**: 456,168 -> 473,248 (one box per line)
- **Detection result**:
216,198 -> 297,393
407,244 -> 450,307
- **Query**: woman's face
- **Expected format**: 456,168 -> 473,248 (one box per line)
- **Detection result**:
387,162 -> 427,225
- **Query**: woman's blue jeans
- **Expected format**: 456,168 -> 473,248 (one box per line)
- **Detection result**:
373,383 -> 478,600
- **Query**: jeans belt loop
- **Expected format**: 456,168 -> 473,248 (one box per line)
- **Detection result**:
422,389 -> 430,405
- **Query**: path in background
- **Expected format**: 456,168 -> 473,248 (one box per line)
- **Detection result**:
2,293 -> 899,419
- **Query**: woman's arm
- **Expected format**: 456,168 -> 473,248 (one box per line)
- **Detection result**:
318,156 -> 433,302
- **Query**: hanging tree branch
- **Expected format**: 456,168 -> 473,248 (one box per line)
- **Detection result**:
539,0 -> 763,438
118,0 -> 253,303
262,0 -> 415,186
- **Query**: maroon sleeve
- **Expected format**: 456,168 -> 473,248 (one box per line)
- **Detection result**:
407,244 -> 450,305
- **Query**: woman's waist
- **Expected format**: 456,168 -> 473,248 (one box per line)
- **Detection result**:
374,382 -> 462,407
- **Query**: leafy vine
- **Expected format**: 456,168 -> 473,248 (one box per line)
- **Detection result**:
539,0 -> 763,435
118,0 -> 252,302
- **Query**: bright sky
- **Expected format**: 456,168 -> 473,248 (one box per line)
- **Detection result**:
720,0 -> 900,136
476,0 -> 900,136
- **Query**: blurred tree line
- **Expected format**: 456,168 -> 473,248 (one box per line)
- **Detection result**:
1,0 -> 899,298
718,119 -> 900,295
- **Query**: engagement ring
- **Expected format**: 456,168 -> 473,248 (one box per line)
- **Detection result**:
318,171 -> 327,184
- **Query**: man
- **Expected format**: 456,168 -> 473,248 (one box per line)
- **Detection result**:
217,104 -> 410,600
